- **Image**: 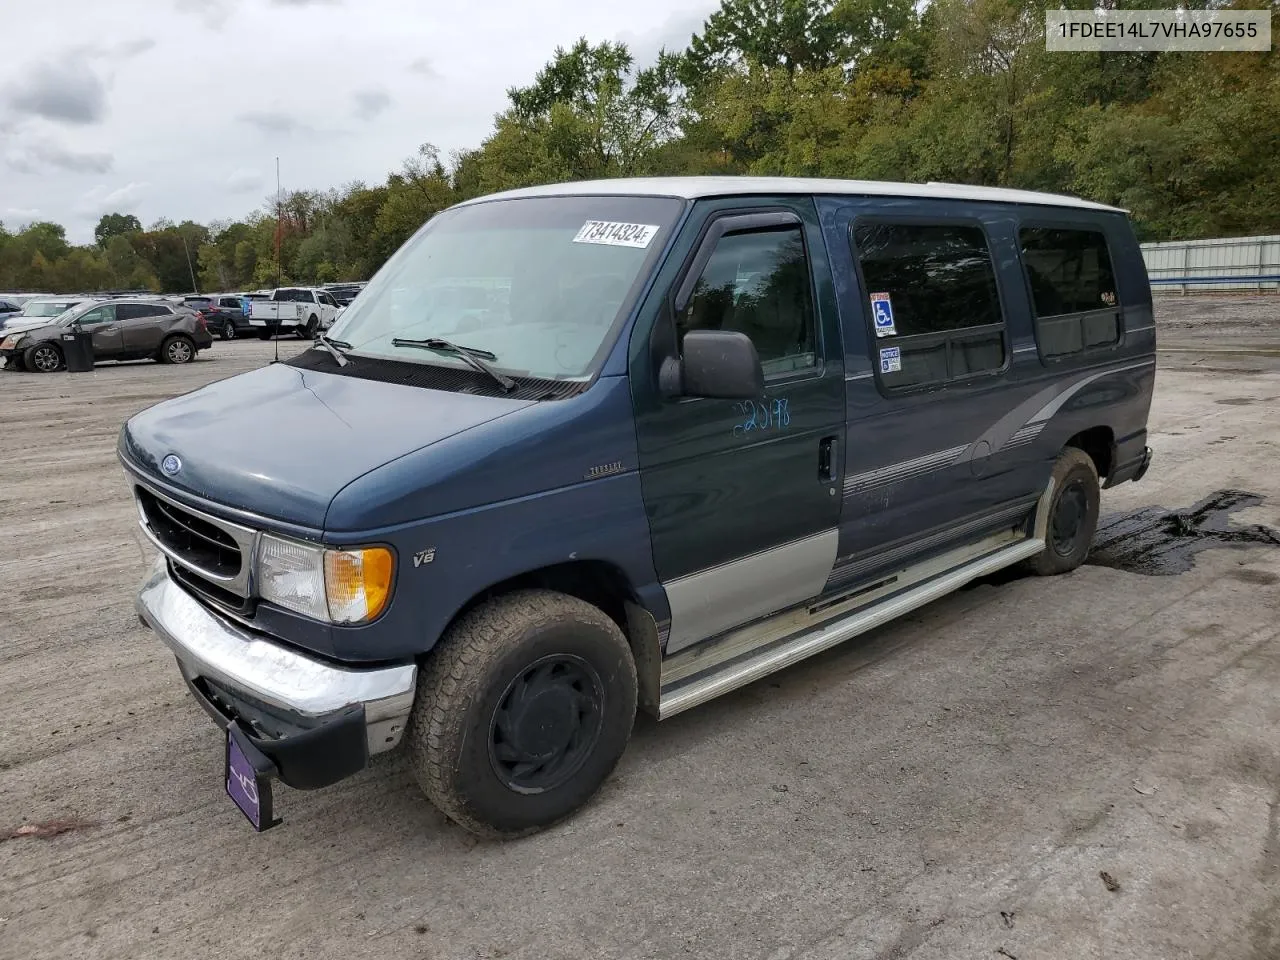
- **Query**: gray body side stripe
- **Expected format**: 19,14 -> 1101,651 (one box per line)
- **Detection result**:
663,529 -> 839,656
843,359 -> 1156,496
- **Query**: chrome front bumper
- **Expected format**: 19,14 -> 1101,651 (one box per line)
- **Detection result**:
135,557 -> 416,756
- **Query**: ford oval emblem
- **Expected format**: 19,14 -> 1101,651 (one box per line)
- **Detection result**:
161,454 -> 182,477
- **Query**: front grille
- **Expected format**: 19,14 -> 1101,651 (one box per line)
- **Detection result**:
137,487 -> 243,581
169,561 -> 252,615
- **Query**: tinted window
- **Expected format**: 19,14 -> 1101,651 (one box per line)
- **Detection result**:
1020,227 -> 1120,358
1020,228 -> 1117,316
853,222 -> 1005,389
854,223 -> 1001,334
220,297 -> 241,308
118,303 -> 169,319
678,226 -> 816,376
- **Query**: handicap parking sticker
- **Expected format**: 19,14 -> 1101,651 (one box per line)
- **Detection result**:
870,292 -> 896,337
879,346 -> 901,374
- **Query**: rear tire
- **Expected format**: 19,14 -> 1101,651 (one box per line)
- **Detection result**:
299,315 -> 318,339
258,329 -> 273,341
24,342 -> 63,373
406,589 -> 637,839
159,334 -> 196,365
221,320 -> 236,341
1027,447 -> 1100,576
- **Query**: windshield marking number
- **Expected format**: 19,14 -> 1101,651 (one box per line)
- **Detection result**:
572,221 -> 660,249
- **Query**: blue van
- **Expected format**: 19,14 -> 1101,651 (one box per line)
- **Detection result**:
123,177 -> 1155,837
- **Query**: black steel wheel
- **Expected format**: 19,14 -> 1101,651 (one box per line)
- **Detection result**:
1028,447 -> 1100,576
407,589 -> 637,838
488,654 -> 605,794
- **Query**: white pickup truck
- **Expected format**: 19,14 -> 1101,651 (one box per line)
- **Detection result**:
247,287 -> 341,340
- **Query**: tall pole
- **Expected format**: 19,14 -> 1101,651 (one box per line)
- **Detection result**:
276,156 -> 283,286
181,232 -> 198,293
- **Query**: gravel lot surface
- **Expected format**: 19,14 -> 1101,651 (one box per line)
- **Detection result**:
2,304 -> 1279,960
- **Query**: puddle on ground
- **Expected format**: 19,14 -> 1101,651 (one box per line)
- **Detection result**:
1089,489 -> 1280,576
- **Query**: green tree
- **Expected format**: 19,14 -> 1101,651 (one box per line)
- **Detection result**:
94,212 -> 143,246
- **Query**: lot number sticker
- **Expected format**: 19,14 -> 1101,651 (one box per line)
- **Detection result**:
573,221 -> 660,248
879,346 -> 902,373
870,292 -> 896,337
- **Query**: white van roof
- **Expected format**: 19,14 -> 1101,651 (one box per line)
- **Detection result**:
459,176 -> 1125,214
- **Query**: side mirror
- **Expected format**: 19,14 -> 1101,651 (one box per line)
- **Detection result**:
668,329 -> 764,400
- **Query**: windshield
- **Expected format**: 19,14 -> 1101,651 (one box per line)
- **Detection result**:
21,300 -> 79,318
328,195 -> 684,380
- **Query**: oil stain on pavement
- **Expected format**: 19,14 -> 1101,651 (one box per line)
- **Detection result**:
1089,490 -> 1280,576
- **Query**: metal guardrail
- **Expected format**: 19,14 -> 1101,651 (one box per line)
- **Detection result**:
1142,234 -> 1280,294
1149,275 -> 1280,285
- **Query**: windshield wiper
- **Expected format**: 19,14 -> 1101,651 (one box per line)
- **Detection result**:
390,337 -> 515,391
313,334 -> 349,367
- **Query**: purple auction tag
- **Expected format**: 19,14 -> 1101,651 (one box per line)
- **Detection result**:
226,731 -> 263,829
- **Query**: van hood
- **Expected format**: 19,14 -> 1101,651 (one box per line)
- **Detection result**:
120,361 -> 533,529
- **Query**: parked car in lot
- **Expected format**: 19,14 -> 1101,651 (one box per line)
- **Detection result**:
182,293 -> 251,340
248,287 -> 341,339
2,298 -> 212,371
321,282 -> 366,306
0,296 -> 94,334
122,176 -> 1155,839
0,297 -> 22,321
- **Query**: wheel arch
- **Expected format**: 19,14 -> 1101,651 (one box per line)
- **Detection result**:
434,559 -> 662,718
1065,425 -> 1114,480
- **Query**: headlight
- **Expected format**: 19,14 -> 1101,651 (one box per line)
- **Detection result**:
256,534 -> 394,624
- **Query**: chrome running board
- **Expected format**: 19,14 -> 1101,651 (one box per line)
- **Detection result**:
657,534 -> 1044,718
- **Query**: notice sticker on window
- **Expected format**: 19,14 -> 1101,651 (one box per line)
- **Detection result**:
573,221 -> 660,248
869,292 -> 896,337
879,346 -> 902,374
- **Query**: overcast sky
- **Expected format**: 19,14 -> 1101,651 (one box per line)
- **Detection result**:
0,0 -> 715,242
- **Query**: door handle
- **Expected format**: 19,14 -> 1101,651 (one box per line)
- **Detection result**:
818,436 -> 838,483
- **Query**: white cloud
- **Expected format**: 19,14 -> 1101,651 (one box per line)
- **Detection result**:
4,207 -> 42,224
226,168 -> 264,192
0,0 -> 713,242
353,88 -> 391,121
5,62 -> 108,125
5,139 -> 114,175
408,57 -> 439,78
75,182 -> 148,218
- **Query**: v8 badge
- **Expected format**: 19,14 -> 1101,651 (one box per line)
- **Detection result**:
413,548 -> 436,568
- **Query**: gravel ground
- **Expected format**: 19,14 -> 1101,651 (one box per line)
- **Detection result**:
2,312 -> 1279,960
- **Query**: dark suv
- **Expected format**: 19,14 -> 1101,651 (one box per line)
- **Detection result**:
184,294 -> 250,340
2,298 -> 213,372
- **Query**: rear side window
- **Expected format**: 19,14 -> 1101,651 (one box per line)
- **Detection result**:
1019,227 -> 1120,358
853,222 -> 1006,390
118,304 -> 169,319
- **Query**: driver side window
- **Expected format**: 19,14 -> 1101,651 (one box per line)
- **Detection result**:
78,305 -> 115,325
677,226 -> 817,377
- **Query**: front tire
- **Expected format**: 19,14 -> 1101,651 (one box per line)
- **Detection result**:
1028,447 -> 1100,576
24,342 -> 63,373
407,589 -> 637,839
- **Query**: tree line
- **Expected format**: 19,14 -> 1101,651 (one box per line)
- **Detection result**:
2,0 -> 1276,295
